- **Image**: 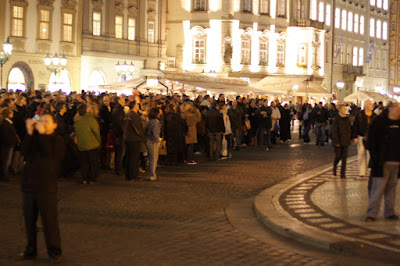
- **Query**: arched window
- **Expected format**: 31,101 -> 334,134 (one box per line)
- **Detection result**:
277,0 -> 286,17
88,70 -> 106,90
193,0 -> 207,11
192,27 -> 207,64
277,37 -> 286,66
8,68 -> 26,91
259,35 -> 269,65
242,0 -> 252,12
48,69 -> 71,94
241,31 -> 252,64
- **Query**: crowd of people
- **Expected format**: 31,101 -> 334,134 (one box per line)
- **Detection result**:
0,88 -> 396,184
0,87 -> 399,263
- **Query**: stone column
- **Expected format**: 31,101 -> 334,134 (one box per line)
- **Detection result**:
82,0 -> 90,34
105,0 -> 116,38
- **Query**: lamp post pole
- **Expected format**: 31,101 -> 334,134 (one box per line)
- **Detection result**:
0,37 -> 13,90
44,53 -> 68,91
330,0 -> 337,101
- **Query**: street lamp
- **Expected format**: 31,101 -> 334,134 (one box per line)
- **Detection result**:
44,53 -> 68,74
0,37 -> 13,90
376,84 -> 385,95
336,81 -> 345,102
115,61 -> 135,81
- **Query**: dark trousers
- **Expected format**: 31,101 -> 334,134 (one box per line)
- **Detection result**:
125,141 -> 141,180
209,132 -> 222,161
100,134 -> 109,168
0,145 -> 14,181
303,122 -> 311,143
23,193 -> 61,258
79,148 -> 99,182
334,146 -> 349,177
186,143 -> 194,162
114,136 -> 125,174
256,127 -> 271,148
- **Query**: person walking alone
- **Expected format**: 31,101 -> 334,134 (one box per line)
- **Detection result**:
332,104 -> 352,178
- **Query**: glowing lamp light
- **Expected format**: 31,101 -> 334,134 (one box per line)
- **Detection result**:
52,53 -> 60,66
393,86 -> 400,93
376,85 -> 385,94
114,61 -> 120,73
128,62 -> 136,73
44,54 -> 52,66
122,61 -> 128,72
147,78 -> 158,87
60,54 -> 67,67
292,84 -> 299,91
159,62 -> 166,71
3,37 -> 13,55
336,81 -> 345,89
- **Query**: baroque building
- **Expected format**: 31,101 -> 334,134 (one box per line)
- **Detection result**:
389,0 -> 400,96
0,0 -> 82,92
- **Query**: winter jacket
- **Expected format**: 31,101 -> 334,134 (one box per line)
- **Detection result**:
145,119 -> 161,143
332,115 -> 352,147
74,113 -> 101,151
182,109 -> 201,144
205,108 -> 225,134
123,110 -> 145,143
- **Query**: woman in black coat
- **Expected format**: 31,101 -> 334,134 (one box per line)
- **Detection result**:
164,101 -> 185,166
0,107 -> 19,182
279,104 -> 292,142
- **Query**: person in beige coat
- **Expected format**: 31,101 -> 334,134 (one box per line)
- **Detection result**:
181,102 -> 201,165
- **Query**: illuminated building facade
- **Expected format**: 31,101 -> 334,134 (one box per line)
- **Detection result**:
389,0 -> 400,97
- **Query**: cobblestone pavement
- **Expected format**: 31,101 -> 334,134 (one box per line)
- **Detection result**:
1,130 -> 386,265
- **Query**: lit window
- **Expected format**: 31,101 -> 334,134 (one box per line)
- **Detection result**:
370,18 -> 375,37
325,4 -> 331,26
360,16 -> 365,34
63,13 -> 73,42
353,47 -> 358,66
383,21 -> 388,40
277,0 -> 286,17
370,0 -> 375,6
148,21 -> 155,43
277,42 -> 285,66
354,14 -> 359,33
297,45 -> 306,65
383,0 -> 388,9
242,0 -> 251,12
311,0 -> 317,20
377,0 -> 382,8
194,0 -> 206,11
93,12 -> 101,36
260,0 -> 269,14
39,10 -> 50,39
318,2 -> 324,22
341,10 -> 347,30
11,6 -> 24,37
296,0 -> 305,19
348,12 -> 353,31
335,8 -> 340,28
259,41 -> 268,65
128,18 -> 135,40
376,20 -> 381,39
193,39 -> 205,64
358,48 -> 364,66
115,16 -> 123,39
241,39 -> 251,64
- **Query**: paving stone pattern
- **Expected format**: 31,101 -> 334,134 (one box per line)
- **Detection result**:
0,135 -> 357,265
280,161 -> 400,252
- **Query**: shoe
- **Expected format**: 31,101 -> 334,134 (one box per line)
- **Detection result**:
89,181 -> 98,185
148,176 -> 157,181
81,181 -> 88,185
266,148 -> 270,151
220,156 -> 228,160
51,255 -> 62,264
333,169 -> 337,176
386,215 -> 399,221
365,217 -> 376,222
340,176 -> 346,179
139,168 -> 146,173
17,252 -> 36,260
194,151 -> 202,155
186,161 -> 197,165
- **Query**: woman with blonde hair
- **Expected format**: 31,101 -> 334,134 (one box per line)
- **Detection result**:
181,102 -> 201,165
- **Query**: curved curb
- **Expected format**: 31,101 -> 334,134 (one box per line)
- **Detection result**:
254,156 -> 400,258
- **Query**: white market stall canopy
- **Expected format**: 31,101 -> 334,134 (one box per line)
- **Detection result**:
162,71 -> 280,96
290,81 -> 332,97
252,75 -> 310,94
99,77 -> 146,90
344,90 -> 391,103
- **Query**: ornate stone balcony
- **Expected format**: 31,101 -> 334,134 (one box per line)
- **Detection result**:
290,19 -> 325,30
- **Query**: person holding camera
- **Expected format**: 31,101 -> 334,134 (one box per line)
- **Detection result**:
18,114 -> 65,263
